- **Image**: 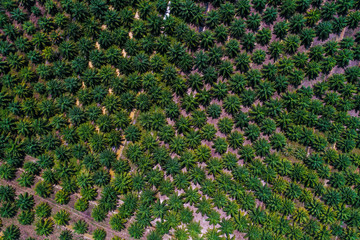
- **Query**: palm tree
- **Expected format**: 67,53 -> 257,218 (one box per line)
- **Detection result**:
3,224 -> 21,240
268,41 -> 283,60
225,39 -> 240,59
208,46 -> 223,67
35,218 -> 54,236
252,49 -> 266,64
200,30 -> 215,50
148,14 -> 163,36
93,228 -> 107,240
218,117 -> 233,135
181,93 -> 199,113
226,131 -> 244,150
336,0 -> 353,15
16,192 -> 35,211
284,35 -> 300,54
230,19 -> 246,39
34,202 -> 51,218
235,53 -> 251,72
206,10 -> 220,29
223,95 -> 241,115
244,124 -> 260,142
212,137 -> 227,154
336,49 -> 353,68
128,222 -> 144,239
109,213 -> 127,231
256,81 -> 275,101
214,24 -> 228,43
170,136 -> 186,155
235,0 -> 250,17
194,145 -> 211,163
73,220 -> 88,234
193,51 -> 209,73
300,28 -> 316,49
346,11 -> 360,29
18,210 -> 35,225
158,125 -> 175,143
185,129 -> 202,149
54,210 -> 70,226
34,181 -> 53,198
200,124 -> 216,141
229,73 -> 246,95
332,16 -> 347,34
220,2 -> 235,24
240,89 -> 256,108
253,138 -> 270,157
280,0 -> 297,19
218,60 -> 233,79
241,32 -> 256,52
59,40 -> 78,60
184,30 -> 199,52
263,7 -> 278,25
289,14 -> 306,33
256,28 -> 272,46
73,198 -> 89,212
316,21 -> 333,41
293,52 -> 308,69
247,13 -> 261,31
305,61 -> 321,80
274,21 -> 289,39
190,110 -> 207,129
211,81 -> 228,100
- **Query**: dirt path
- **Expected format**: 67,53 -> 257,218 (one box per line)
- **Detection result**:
0,179 -> 126,239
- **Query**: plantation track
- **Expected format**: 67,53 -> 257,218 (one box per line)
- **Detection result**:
0,179 -> 128,239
